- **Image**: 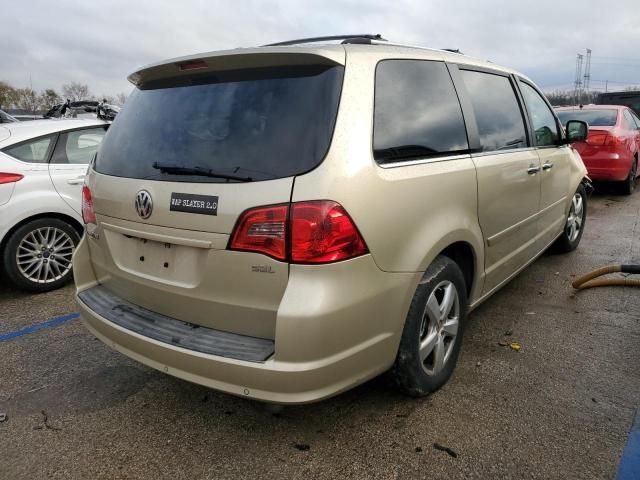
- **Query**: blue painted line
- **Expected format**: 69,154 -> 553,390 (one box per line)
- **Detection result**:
0,312 -> 79,342
617,409 -> 640,480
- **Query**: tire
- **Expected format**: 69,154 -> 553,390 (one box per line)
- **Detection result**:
551,183 -> 587,253
620,159 -> 637,196
2,218 -> 81,293
392,255 -> 468,396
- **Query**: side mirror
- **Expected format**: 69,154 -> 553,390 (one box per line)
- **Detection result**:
566,120 -> 588,143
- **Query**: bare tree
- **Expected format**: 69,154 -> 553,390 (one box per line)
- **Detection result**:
14,88 -> 38,113
115,92 -> 128,106
62,82 -> 91,102
544,89 -> 599,107
38,88 -> 62,110
0,81 -> 17,110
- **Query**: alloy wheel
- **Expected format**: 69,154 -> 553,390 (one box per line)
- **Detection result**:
418,280 -> 460,375
16,227 -> 75,284
566,193 -> 584,243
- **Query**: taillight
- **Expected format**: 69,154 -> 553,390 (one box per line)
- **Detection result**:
604,135 -> 620,147
586,131 -> 620,147
229,204 -> 288,261
228,200 -> 369,264
82,185 -> 97,225
0,172 -> 23,184
290,201 -> 368,263
586,131 -> 608,146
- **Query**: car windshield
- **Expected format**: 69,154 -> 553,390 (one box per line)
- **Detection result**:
96,64 -> 344,183
0,110 -> 18,123
556,109 -> 618,127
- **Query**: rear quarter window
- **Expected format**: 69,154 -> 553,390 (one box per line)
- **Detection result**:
623,109 -> 638,130
373,59 -> 469,163
2,135 -> 54,163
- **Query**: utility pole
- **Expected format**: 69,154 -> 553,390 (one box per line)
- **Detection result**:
583,49 -> 592,103
574,54 -> 584,105
28,73 -> 35,115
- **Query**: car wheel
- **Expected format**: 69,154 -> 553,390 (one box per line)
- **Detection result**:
392,255 -> 467,396
620,159 -> 637,195
551,183 -> 587,253
2,218 -> 81,293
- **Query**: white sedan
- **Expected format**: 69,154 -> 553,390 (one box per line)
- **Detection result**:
0,119 -> 108,292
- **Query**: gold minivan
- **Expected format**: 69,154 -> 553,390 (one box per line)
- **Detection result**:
74,35 -> 590,404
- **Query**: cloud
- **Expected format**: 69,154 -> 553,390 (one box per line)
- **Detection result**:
2,0 -> 639,96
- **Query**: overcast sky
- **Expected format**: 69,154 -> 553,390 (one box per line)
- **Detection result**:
2,0 -> 639,97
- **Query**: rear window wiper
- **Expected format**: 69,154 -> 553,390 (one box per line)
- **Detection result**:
152,162 -> 253,182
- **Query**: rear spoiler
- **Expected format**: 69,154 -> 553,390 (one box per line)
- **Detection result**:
128,48 -> 345,88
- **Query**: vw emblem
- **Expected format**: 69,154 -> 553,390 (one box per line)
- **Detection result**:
135,190 -> 153,219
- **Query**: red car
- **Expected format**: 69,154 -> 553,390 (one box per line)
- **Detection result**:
556,105 -> 640,194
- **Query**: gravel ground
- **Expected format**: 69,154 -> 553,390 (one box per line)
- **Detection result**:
1,190 -> 639,480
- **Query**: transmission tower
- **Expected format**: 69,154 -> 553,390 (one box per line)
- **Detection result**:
583,49 -> 592,101
573,53 -> 584,105
574,54 -> 584,105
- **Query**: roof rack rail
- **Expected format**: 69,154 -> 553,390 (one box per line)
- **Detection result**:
367,39 -> 465,56
262,34 -> 387,47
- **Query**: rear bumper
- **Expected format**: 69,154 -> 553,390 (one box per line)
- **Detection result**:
74,237 -> 419,404
78,285 -> 275,362
581,152 -> 632,181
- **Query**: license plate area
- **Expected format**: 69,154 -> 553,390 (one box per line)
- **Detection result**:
134,237 -> 173,269
103,230 -> 208,287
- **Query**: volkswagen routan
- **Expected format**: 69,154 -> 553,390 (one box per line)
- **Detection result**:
74,35 -> 590,404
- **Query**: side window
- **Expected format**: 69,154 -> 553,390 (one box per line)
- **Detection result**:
623,110 -> 638,130
459,70 -> 527,152
2,135 -> 54,163
373,60 -> 468,163
631,110 -> 640,129
51,127 -> 107,164
519,82 -> 560,147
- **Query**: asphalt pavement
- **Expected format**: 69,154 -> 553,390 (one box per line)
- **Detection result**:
1,190 -> 639,480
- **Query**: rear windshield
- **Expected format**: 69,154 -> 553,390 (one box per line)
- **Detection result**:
96,64 -> 344,182
556,109 -> 618,127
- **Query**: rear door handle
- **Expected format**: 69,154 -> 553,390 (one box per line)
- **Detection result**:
527,166 -> 541,175
542,163 -> 554,171
67,176 -> 85,185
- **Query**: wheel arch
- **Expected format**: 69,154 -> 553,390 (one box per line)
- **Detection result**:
439,241 -> 477,297
0,212 -> 84,256
415,230 -> 485,305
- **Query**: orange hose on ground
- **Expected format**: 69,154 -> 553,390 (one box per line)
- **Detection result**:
572,265 -> 621,288
573,278 -> 640,290
572,265 -> 640,290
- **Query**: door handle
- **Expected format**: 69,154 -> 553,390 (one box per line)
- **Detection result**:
527,166 -> 541,175
67,176 -> 85,185
542,163 -> 554,171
